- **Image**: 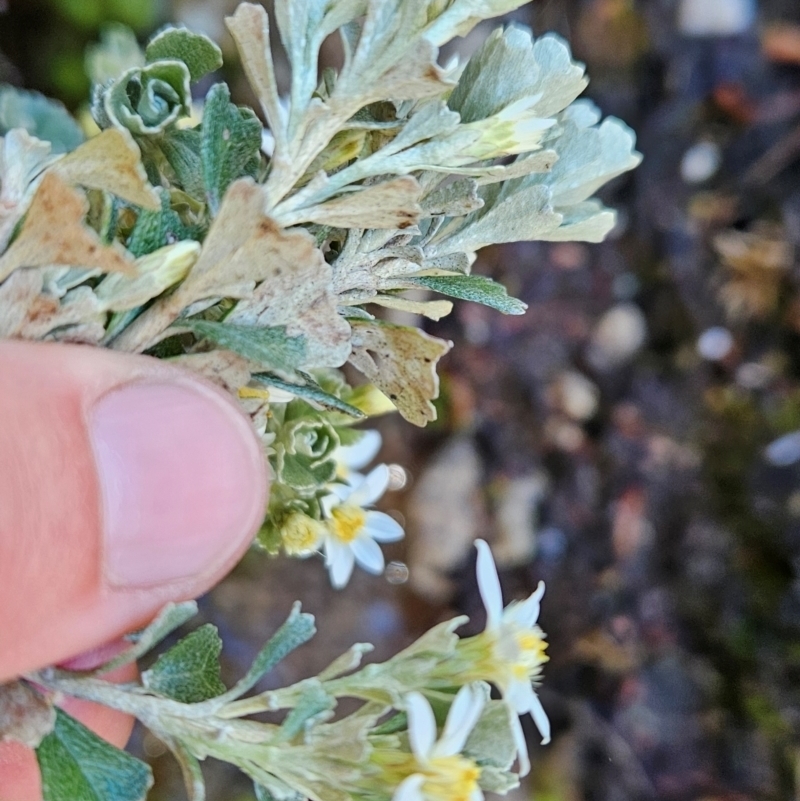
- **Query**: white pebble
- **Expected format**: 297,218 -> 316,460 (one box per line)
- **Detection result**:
555,371 -> 600,421
681,142 -> 722,184
697,326 -> 734,361
678,0 -> 755,37
587,303 -> 647,370
765,431 -> 800,467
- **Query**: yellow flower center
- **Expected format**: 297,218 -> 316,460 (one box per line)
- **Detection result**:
508,627 -> 549,681
281,513 -> 324,555
330,504 -> 366,543
422,755 -> 481,801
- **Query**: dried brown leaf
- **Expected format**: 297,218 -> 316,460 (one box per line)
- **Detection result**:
170,350 -> 253,394
0,172 -> 135,282
54,128 -> 160,210
348,319 -> 452,426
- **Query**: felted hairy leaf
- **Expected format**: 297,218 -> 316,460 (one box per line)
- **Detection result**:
0,269 -> 104,342
221,602 -> 316,702
95,241 -> 200,312
111,178 -> 340,353
363,294 -> 453,320
36,709 -> 152,801
171,350 -> 254,394
142,624 -> 226,703
0,85 -> 84,153
145,26 -> 223,82
409,274 -> 527,314
278,175 -> 423,230
103,61 -> 192,135
53,128 -> 160,210
0,129 -> 58,252
180,319 -> 307,376
348,319 -> 452,426
201,83 -> 263,214
0,172 -> 135,282
125,192 -> 192,257
252,373 -> 366,418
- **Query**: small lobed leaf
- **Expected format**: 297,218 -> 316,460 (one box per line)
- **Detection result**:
201,83 -> 263,214
180,319 -> 307,376
224,603 -> 316,701
142,624 -> 226,703
125,193 -> 193,258
36,709 -> 152,801
146,26 -> 223,82
0,172 -> 135,282
54,128 -> 160,210
409,274 -> 527,315
348,320 -> 452,426
279,681 -> 335,741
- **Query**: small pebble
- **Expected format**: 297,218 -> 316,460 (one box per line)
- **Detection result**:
587,303 -> 648,370
765,431 -> 800,466
554,370 -> 600,421
385,561 -> 410,584
697,326 -> 734,361
736,362 -> 772,389
678,0 -> 755,37
681,142 -> 722,184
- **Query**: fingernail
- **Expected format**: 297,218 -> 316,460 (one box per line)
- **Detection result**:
90,381 -> 265,588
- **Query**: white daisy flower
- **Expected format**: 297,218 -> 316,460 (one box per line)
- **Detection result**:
321,464 -> 404,588
393,684 -> 485,801
472,538 -> 550,775
333,429 -> 382,485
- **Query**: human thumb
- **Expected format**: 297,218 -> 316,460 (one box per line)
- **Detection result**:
0,340 -> 267,682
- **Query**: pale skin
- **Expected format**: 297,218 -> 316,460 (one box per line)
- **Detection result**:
0,341 -> 268,800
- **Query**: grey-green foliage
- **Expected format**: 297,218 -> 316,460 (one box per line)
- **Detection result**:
36,710 -> 153,801
142,624 -> 227,703
409,274 -> 527,314
145,26 -> 223,82
0,86 -> 84,153
201,83 -> 263,214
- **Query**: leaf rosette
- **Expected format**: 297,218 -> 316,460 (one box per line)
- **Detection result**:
100,60 -> 191,135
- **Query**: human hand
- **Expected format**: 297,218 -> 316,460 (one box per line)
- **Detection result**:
0,341 -> 267,800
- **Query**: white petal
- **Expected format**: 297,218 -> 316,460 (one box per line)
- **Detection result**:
405,692 -> 437,762
338,430 -> 382,470
469,788 -> 485,801
503,582 -> 545,628
325,540 -> 355,589
349,463 -> 390,507
433,684 -> 485,758
528,689 -> 551,745
506,677 -> 536,714
392,774 -> 425,801
508,710 -> 531,777
475,540 -> 504,630
351,535 -> 385,574
364,511 -> 404,542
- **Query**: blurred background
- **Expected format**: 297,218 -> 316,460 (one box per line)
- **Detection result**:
4,0 -> 800,798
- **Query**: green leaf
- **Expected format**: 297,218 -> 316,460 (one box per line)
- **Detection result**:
252,373 -> 366,419
36,709 -> 152,801
159,127 -> 204,198
224,603 -> 316,701
126,191 -> 191,257
146,26 -> 223,82
0,85 -> 84,153
180,319 -> 307,375
279,681 -> 335,741
409,275 -> 527,315
104,61 -> 191,135
96,602 -> 199,675
201,83 -> 262,214
142,624 -> 226,703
